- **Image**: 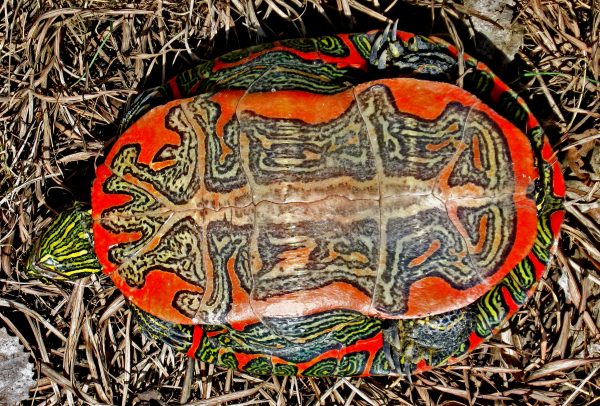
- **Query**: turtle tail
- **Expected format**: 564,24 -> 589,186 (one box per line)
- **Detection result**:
27,203 -> 102,282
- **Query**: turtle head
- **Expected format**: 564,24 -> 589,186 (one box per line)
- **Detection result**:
27,204 -> 102,282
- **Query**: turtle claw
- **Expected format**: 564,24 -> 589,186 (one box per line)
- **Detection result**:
382,20 -> 392,44
391,19 -> 398,42
377,49 -> 388,70
383,321 -> 413,377
404,362 -> 413,384
369,20 -> 393,65
369,33 -> 386,65
368,22 -> 457,79
369,19 -> 403,71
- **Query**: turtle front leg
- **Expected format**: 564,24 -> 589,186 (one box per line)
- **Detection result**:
130,304 -> 194,353
119,86 -> 171,132
369,21 -> 457,80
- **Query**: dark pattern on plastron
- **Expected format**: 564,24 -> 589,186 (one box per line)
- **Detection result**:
188,97 -> 249,194
447,108 -> 513,192
359,85 -> 514,194
241,100 -> 377,185
253,217 -> 379,300
195,219 -> 253,323
374,206 -> 475,314
358,86 -> 467,181
101,175 -> 166,264
172,290 -> 203,319
109,105 -> 200,205
106,214 -> 166,266
102,173 -> 161,214
116,217 -> 205,289
456,199 -> 516,274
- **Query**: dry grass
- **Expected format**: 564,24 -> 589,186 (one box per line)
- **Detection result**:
1,0 -> 598,405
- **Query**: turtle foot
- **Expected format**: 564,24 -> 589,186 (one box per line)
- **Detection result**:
131,303 -> 194,352
368,22 -> 457,80
383,309 -> 476,376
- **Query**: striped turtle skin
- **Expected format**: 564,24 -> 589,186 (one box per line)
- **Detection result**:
34,29 -> 565,376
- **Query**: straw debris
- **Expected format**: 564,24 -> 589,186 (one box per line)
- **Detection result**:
1,0 -> 598,404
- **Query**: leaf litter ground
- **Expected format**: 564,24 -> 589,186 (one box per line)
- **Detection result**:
0,0 -> 598,405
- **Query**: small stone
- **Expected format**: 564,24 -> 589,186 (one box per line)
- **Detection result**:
0,328 -> 35,406
464,0 -> 524,61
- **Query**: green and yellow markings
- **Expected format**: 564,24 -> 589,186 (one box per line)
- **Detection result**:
27,203 -> 101,281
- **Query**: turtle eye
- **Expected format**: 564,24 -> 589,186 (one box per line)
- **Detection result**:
26,247 -> 68,283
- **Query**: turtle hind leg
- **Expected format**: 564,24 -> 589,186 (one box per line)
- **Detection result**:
130,304 -> 193,352
384,309 -> 476,374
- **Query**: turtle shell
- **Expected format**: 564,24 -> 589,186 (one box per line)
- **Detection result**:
91,31 -> 564,376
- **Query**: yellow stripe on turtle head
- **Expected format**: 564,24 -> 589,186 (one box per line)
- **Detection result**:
27,203 -> 101,282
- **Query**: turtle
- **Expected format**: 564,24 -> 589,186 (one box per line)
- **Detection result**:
26,26 -> 565,377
